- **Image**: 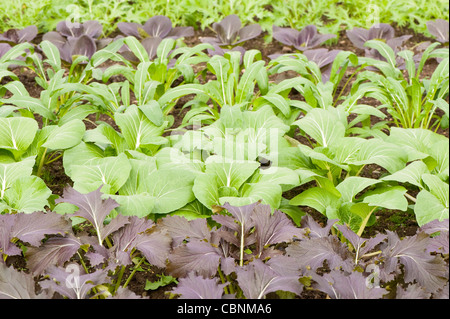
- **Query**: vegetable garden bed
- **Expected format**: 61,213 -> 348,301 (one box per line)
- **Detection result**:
0,5 -> 449,302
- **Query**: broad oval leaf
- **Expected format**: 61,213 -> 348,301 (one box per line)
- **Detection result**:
42,119 -> 86,150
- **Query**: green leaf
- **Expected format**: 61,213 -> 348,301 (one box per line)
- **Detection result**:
362,186 -> 408,211
381,161 -> 430,188
421,174 -> 449,207
1,96 -> 56,120
2,176 -> 51,213
42,119 -> 86,150
171,200 -> 212,220
115,104 -> 166,150
109,193 -> 155,218
294,108 -> 346,147
350,138 -> 408,173
415,189 -> 449,226
0,117 -> 38,153
290,187 -> 340,215
139,101 -> 164,127
204,155 -> 260,190
192,173 -> 220,208
69,153 -> 131,194
123,36 -> 150,63
39,40 -> 61,71
235,60 -> 265,104
146,168 -> 196,214
336,177 -> 380,202
0,156 -> 35,199
364,40 -> 397,70
387,127 -> 447,162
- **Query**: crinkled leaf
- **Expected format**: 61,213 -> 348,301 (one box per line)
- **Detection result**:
286,236 -> 353,272
10,211 -> 70,246
236,259 -> 303,299
26,234 -> 83,275
55,186 -> 128,246
172,272 -> 226,299
167,240 -> 222,278
41,264 -> 108,299
251,204 -> 302,254
159,215 -> 210,247
311,270 -> 387,299
0,263 -> 51,299
381,231 -> 447,292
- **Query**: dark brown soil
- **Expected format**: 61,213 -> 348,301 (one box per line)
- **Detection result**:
2,25 -> 446,299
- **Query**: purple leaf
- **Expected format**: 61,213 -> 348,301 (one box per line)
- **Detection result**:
82,20 -> 103,39
286,236 -> 353,272
0,214 -> 22,257
26,234 -> 83,275
11,211 -> 70,246
300,215 -> 337,238
71,34 -> 97,59
251,205 -> 302,256
236,24 -> 262,44
0,212 -> 70,258
143,15 -> 173,38
204,14 -> 260,47
110,287 -> 143,299
236,259 -> 303,299
0,26 -> 37,44
207,44 -> 246,61
57,20 -> 84,38
272,26 -> 301,47
367,23 -> 395,42
213,14 -> 242,45
345,27 -> 370,49
347,23 -> 395,49
167,240 -> 223,278
336,224 -> 387,260
55,186 -> 127,246
381,231 -> 447,293
111,216 -> 155,265
311,269 -> 387,299
17,25 -> 38,43
396,284 -> 432,299
266,255 -> 302,277
0,43 -> 11,57
41,263 -> 109,299
167,26 -> 195,39
117,22 -> 141,38
172,272 -> 226,299
420,219 -> 448,254
426,19 -> 449,43
141,36 -> 162,60
134,228 -> 171,268
159,215 -> 210,247
217,202 -> 257,234
42,31 -> 66,48
0,263 -> 51,299
273,25 -> 335,51
303,48 -> 341,68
